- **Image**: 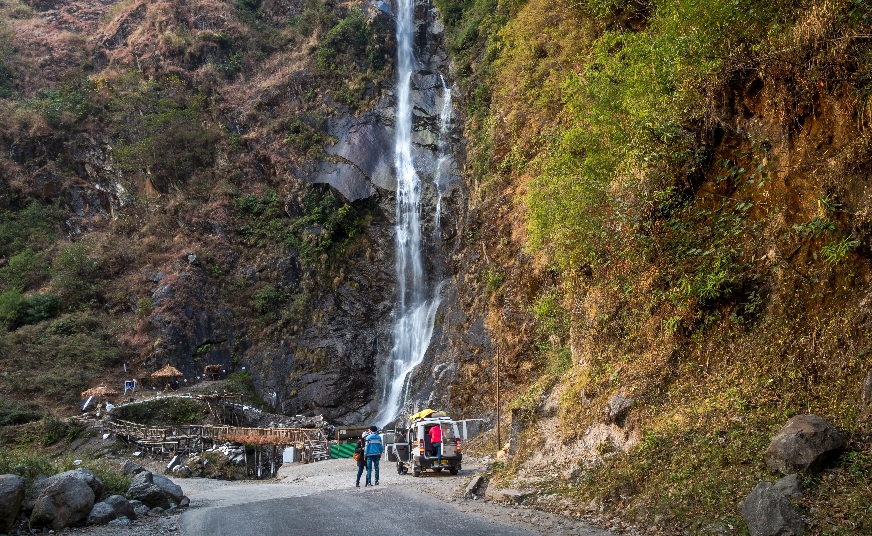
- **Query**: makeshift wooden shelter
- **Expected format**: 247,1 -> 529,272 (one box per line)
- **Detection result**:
203,364 -> 222,380
151,364 -> 183,390
81,385 -> 120,402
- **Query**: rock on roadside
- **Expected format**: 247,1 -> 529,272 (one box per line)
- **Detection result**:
739,481 -> 804,536
764,414 -> 845,475
87,495 -> 135,525
0,474 -> 25,533
127,471 -> 186,509
41,469 -> 105,500
31,476 -> 96,530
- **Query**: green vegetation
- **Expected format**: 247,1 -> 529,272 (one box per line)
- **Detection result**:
221,370 -> 270,410
0,22 -> 14,98
315,7 -> 392,107
443,0 -> 872,531
113,397 -> 207,426
0,314 -> 124,404
110,74 -> 220,186
234,187 -> 370,267
0,400 -> 43,426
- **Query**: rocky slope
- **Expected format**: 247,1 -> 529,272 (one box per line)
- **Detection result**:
0,0 -> 465,424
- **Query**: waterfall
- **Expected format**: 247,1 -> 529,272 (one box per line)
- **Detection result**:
375,0 -> 452,427
434,75 -> 452,235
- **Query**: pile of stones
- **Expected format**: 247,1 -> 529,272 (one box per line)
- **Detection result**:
0,461 -> 189,533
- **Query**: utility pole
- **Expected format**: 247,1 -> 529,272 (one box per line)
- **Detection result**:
496,346 -> 500,453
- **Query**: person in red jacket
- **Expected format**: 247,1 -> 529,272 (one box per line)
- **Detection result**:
428,424 -> 442,466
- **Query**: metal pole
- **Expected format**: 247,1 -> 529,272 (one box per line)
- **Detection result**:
496,346 -> 500,452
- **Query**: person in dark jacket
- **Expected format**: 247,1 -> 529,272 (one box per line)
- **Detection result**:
364,425 -> 384,486
354,431 -> 368,488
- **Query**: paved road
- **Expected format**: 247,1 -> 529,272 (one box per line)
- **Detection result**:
181,487 -> 537,536
176,458 -> 615,536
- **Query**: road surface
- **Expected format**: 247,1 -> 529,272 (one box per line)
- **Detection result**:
176,458 -> 615,536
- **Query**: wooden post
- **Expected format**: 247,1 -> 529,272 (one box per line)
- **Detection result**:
496,346 -> 500,453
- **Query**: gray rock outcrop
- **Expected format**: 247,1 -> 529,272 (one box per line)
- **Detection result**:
739,481 -> 804,536
30,476 -> 96,530
0,474 -> 25,533
605,393 -> 635,426
765,414 -> 845,474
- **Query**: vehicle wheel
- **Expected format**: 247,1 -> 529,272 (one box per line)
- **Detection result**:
433,467 -> 442,473
449,467 -> 458,475
413,467 -> 421,477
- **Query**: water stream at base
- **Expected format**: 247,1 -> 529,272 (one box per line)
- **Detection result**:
375,0 -> 452,427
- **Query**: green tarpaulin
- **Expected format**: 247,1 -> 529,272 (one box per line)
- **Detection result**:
330,443 -> 356,459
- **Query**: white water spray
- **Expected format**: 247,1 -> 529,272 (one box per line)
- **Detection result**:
375,0 -> 452,427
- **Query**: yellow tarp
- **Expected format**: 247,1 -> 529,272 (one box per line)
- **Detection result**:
409,409 -> 436,422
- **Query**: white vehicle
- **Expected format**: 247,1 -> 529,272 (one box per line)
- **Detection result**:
385,410 -> 462,477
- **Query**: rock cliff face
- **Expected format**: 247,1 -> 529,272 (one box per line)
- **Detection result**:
0,0 -> 469,424
267,0 -> 467,423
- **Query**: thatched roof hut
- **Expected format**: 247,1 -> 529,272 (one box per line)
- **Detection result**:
81,385 -> 120,399
151,364 -> 183,379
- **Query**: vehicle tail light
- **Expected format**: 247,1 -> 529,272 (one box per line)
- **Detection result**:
419,438 -> 425,455
455,438 -> 462,453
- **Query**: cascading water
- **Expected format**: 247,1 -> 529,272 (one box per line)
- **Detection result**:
375,0 -> 452,427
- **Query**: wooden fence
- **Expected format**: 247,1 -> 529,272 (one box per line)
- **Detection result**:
102,419 -> 329,461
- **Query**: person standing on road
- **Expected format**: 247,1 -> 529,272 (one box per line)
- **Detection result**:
364,425 -> 383,486
355,431 -> 368,488
429,424 -> 442,466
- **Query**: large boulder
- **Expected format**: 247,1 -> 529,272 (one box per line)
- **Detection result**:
42,469 -> 105,500
121,460 -> 145,476
0,474 -> 25,533
765,415 -> 845,474
86,502 -> 117,525
127,472 -> 171,509
151,473 -> 184,504
774,474 -> 803,500
30,476 -> 96,530
87,494 -> 135,525
739,481 -> 804,536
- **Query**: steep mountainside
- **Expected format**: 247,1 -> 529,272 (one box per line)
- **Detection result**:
432,0 -> 872,533
0,0 -> 463,423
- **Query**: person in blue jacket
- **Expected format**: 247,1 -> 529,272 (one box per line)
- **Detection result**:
364,425 -> 384,486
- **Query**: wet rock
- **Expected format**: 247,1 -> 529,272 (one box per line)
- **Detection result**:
0,474 -> 25,533
30,476 -> 95,530
765,414 -> 845,474
774,474 -> 803,500
739,481 -> 804,536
